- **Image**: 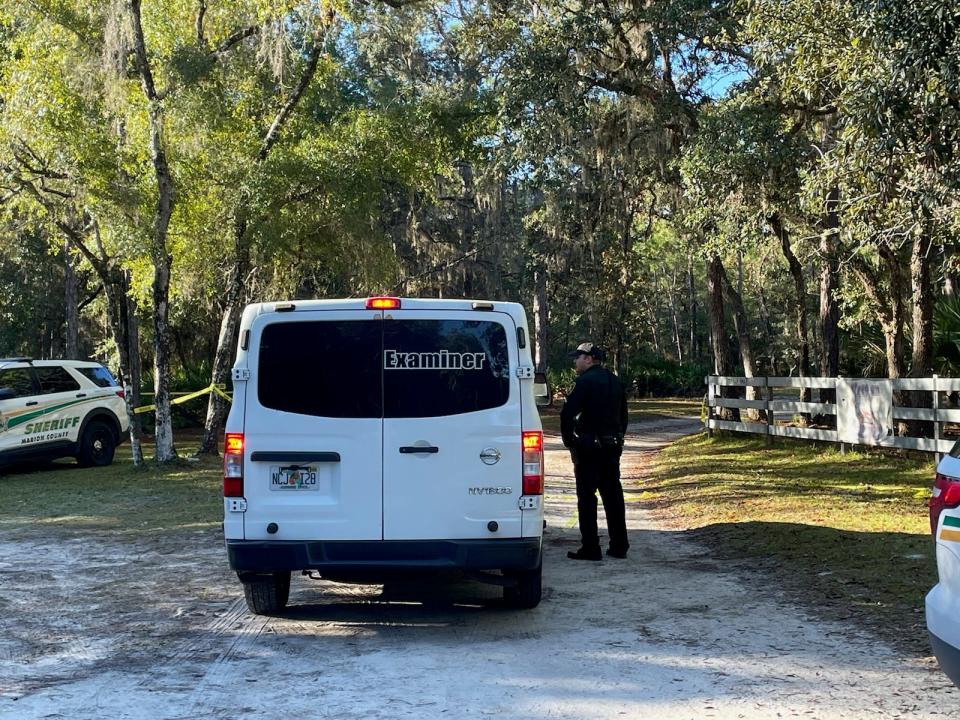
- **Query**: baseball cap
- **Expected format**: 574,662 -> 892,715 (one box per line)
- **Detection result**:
568,342 -> 605,360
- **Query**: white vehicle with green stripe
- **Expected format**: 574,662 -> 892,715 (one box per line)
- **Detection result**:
927,458 -> 960,686
0,358 -> 129,470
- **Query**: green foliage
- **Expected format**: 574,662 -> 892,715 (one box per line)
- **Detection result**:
934,295 -> 960,375
624,354 -> 709,398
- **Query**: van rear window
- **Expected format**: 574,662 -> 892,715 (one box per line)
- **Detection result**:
383,320 -> 510,418
258,321 -> 383,418
256,318 -> 511,419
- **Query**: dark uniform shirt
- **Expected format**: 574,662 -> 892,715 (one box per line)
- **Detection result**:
560,365 -> 628,448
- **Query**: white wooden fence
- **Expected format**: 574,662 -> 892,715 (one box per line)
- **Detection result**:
705,375 -> 960,456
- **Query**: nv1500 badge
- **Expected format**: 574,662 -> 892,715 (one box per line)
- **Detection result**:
469,487 -> 513,495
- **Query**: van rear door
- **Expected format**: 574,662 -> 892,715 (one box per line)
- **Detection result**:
243,312 -> 383,541
381,311 -> 523,540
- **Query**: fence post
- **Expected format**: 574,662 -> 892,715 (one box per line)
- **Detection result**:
765,376 -> 772,447
706,377 -> 714,438
838,374 -> 845,455
934,374 -> 941,464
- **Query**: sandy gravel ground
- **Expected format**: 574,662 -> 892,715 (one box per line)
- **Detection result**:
1,417 -> 956,719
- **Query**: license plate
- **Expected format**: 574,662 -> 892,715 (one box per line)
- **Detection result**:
269,466 -> 320,491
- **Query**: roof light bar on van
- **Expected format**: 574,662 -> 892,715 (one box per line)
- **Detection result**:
224,433 -> 244,497
522,430 -> 544,495
366,296 -> 401,310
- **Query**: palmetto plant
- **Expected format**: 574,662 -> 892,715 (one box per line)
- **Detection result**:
934,296 -> 960,376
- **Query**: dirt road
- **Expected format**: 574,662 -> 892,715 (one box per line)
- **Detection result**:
1,418 -> 955,719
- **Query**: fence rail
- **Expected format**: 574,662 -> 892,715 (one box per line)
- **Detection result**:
705,374 -> 959,456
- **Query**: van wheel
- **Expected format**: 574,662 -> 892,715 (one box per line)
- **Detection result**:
503,562 -> 542,609
77,421 -> 116,467
241,572 -> 291,615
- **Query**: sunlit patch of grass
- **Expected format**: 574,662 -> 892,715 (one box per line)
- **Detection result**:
0,437 -> 223,535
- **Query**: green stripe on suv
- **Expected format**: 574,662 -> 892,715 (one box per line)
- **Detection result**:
7,397 -> 99,429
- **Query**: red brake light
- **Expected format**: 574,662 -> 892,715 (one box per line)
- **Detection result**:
523,432 -> 543,451
522,430 -> 544,495
115,389 -> 126,399
224,433 -> 244,497
366,297 -> 401,310
930,472 -> 960,536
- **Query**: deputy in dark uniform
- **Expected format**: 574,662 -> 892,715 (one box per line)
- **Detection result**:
560,342 -> 629,561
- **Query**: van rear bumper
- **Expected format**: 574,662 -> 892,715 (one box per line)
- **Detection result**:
227,538 -> 542,573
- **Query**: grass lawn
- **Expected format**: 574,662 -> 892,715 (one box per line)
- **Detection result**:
641,432 -> 938,655
0,433 -> 223,535
540,397 -> 702,434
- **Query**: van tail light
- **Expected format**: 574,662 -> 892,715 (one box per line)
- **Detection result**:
930,472 -> 960,536
115,389 -> 126,399
224,432 -> 244,497
522,431 -> 544,495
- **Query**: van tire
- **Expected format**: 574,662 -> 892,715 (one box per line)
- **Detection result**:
241,572 -> 291,615
503,561 -> 542,609
77,421 -> 116,467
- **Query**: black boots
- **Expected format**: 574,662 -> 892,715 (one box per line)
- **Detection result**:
567,547 -> 603,561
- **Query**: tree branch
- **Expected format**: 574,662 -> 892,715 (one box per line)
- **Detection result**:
128,0 -> 159,103
211,24 -> 259,58
196,1 -> 207,46
258,28 -> 324,161
77,284 -> 105,312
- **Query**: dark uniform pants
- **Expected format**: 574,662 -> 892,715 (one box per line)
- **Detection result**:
572,446 -> 629,553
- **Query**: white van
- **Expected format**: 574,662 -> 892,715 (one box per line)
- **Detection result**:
222,297 -> 548,614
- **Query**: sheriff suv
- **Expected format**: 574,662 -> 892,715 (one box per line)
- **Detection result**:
0,358 -> 130,470
928,449 -> 960,687
223,297 -> 550,615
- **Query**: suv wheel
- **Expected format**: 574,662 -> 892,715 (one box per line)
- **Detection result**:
503,560 -> 543,609
77,421 -> 116,467
241,572 -> 291,615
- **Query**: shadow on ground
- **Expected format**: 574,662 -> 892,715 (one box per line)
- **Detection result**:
678,521 -> 935,657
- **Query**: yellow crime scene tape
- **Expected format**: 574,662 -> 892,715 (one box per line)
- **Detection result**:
134,383 -> 232,414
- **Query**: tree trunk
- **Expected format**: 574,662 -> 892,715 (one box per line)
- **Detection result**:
151,250 -> 176,462
943,244 -> 960,296
853,242 -> 909,434
670,267 -> 683,363
533,265 -> 548,375
708,255 -> 739,422
687,252 -> 697,361
909,225 -> 934,435
115,270 -> 145,465
130,0 -> 177,462
880,244 -> 908,380
197,221 -> 249,456
718,258 -> 764,421
770,213 -> 810,423
817,187 -> 841,423
64,240 -> 80,359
